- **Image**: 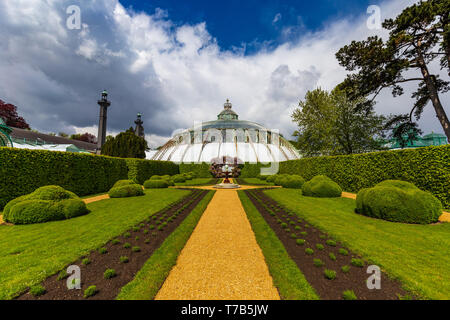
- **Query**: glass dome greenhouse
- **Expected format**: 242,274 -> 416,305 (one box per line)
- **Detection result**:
151,100 -> 301,163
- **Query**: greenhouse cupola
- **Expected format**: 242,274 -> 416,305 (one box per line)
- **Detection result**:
218,99 -> 239,120
151,99 -> 301,164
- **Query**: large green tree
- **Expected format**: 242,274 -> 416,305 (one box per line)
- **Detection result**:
101,127 -> 148,159
292,88 -> 387,157
336,0 -> 450,141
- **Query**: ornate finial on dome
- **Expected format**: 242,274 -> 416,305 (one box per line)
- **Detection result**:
224,99 -> 232,110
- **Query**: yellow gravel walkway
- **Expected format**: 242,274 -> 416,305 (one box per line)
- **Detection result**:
155,189 -> 280,300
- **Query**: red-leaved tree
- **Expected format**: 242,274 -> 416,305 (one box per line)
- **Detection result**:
0,100 -> 30,129
70,133 -> 97,144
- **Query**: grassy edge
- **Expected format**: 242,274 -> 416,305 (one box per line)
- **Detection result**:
116,190 -> 215,300
238,191 -> 319,300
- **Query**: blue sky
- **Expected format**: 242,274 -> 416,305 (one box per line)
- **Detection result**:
119,0 -> 381,53
0,0 -> 445,147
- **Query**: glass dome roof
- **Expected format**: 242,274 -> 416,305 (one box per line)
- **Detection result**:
151,100 -> 301,163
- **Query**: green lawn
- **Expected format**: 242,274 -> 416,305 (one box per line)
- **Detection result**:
117,191 -> 215,300
175,178 -> 215,186
240,178 -> 274,186
0,189 -> 190,300
238,191 -> 318,300
265,189 -> 450,300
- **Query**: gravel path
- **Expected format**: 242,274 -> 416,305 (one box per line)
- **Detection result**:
155,189 -> 280,300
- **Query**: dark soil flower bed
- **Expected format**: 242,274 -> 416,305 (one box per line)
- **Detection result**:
17,189 -> 208,300
244,189 -> 413,300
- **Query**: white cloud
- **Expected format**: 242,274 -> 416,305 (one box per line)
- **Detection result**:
272,13 -> 282,25
0,0 -> 447,151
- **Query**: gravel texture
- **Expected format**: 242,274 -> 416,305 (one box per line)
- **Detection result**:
155,189 -> 280,300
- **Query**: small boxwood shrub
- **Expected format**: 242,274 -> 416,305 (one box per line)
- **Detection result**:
120,256 -> 129,263
30,285 -> 46,297
123,243 -> 131,249
143,179 -> 170,189
342,290 -> 357,300
3,186 -> 89,225
355,180 -> 442,224
313,259 -> 324,267
104,269 -> 116,279
324,269 -> 337,280
305,248 -> 314,255
82,258 -> 91,265
296,239 -> 306,246
329,253 -> 336,261
302,175 -> 342,198
326,240 -> 337,247
108,184 -> 144,198
341,265 -> 350,273
351,258 -> 364,268
98,247 -> 107,254
316,244 -> 325,250
132,246 -> 141,252
339,248 -> 349,256
84,285 -> 98,298
123,232 -> 131,238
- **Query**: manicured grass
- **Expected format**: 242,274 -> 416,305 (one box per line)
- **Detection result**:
174,178 -> 215,186
240,178 -> 274,186
0,189 -> 190,300
265,189 -> 450,300
238,191 -> 319,300
116,191 -> 215,300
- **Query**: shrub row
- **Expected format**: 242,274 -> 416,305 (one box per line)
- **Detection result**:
179,163 -> 211,178
277,146 -> 450,208
0,148 -> 179,210
126,159 -> 179,184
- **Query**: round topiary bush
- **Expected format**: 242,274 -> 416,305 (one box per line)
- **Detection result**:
172,174 -> 187,183
266,175 -> 276,183
274,174 -> 290,186
149,175 -> 163,180
108,184 -> 144,198
302,175 -> 342,198
355,180 -> 442,224
112,180 -> 136,188
3,186 -> 89,225
282,175 -> 305,189
144,179 -> 170,189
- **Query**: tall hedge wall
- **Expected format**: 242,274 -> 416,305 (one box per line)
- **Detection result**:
0,148 -> 182,210
279,145 -> 450,209
126,159 -> 179,184
179,163 -> 212,178
0,148 -> 128,210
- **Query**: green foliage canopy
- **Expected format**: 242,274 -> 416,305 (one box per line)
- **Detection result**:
102,128 -> 148,159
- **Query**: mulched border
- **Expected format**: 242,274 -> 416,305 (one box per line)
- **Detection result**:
244,189 -> 413,300
17,189 -> 208,300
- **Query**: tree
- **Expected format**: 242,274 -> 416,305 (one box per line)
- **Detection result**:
292,88 -> 387,157
336,0 -> 450,142
70,133 -> 97,144
101,127 -> 148,159
0,99 -> 30,129
58,132 -> 69,138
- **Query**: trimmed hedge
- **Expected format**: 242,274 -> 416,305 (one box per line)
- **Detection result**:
179,163 -> 212,178
108,184 -> 144,198
0,148 -> 127,210
143,180 -> 169,189
356,180 -> 442,224
126,159 -> 179,184
302,175 -> 342,198
3,186 -> 89,224
279,145 -> 450,209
